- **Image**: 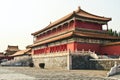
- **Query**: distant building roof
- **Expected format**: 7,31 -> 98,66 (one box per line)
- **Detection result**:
5,45 -> 20,55
32,7 -> 111,35
0,52 -> 4,56
6,45 -> 20,51
0,52 -> 4,54
10,48 -> 31,57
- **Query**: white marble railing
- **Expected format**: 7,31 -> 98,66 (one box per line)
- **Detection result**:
71,50 -> 98,59
107,62 -> 120,76
32,50 -> 98,59
32,51 -> 69,58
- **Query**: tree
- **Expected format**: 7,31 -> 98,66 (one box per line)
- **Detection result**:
108,29 -> 113,35
118,32 -> 120,37
113,31 -> 118,36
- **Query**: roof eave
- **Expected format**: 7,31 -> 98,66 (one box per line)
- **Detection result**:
31,12 -> 76,36
75,14 -> 111,23
31,11 -> 75,36
76,8 -> 112,22
31,31 -> 73,47
32,7 -> 112,36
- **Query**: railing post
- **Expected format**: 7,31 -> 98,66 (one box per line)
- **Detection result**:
67,49 -> 72,70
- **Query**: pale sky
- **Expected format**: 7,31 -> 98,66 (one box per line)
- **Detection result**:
0,0 -> 120,52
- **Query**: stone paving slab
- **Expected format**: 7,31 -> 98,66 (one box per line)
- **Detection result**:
0,74 -> 35,80
0,67 -> 35,80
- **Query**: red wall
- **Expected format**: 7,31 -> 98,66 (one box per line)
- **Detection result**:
76,42 -> 100,54
101,45 -> 120,55
67,42 -> 75,52
34,44 -> 68,55
33,42 -> 101,55
75,20 -> 102,30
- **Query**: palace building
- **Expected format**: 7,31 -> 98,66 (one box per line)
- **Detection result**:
5,45 -> 20,55
29,7 -> 120,69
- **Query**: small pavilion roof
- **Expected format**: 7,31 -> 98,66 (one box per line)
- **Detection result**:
32,7 -> 111,36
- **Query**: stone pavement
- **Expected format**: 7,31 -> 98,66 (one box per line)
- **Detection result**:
110,74 -> 120,80
0,67 -> 35,80
0,66 -> 119,80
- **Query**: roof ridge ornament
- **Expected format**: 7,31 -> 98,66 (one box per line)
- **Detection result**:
73,11 -> 76,14
78,6 -> 81,11
49,21 -> 51,24
75,6 -> 81,13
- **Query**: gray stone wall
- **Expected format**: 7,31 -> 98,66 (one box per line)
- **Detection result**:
71,55 -> 120,70
32,52 -> 120,70
89,59 -> 120,70
32,53 -> 68,69
71,55 -> 90,69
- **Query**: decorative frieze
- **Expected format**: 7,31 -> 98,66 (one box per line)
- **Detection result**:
75,37 -> 111,44
76,38 -> 85,42
33,45 -> 46,50
55,41 -> 61,46
76,17 -> 107,24
48,43 -> 55,47
61,40 -> 68,44
68,38 -> 75,43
